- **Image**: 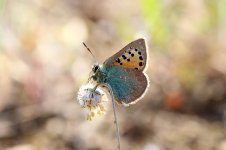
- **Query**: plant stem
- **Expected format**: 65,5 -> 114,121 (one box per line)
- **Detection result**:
108,85 -> 121,150
94,83 -> 121,149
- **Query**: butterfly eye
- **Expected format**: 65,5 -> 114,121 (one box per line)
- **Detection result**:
92,65 -> 99,73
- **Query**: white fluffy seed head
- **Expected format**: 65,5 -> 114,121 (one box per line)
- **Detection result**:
77,84 -> 102,107
77,83 -> 108,120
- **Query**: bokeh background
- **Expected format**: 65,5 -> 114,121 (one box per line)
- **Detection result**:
0,0 -> 226,150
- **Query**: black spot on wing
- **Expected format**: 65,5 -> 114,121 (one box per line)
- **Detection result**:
139,62 -> 143,66
115,58 -> 121,63
122,55 -> 127,59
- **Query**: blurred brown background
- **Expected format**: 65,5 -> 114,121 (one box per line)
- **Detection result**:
0,0 -> 226,150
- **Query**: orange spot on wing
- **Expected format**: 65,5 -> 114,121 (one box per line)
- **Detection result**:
113,49 -> 145,70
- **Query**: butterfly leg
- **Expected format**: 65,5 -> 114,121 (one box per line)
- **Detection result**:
87,75 -> 94,83
91,83 -> 101,91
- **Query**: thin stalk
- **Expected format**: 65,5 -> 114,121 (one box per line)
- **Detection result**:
92,83 -> 121,149
108,84 -> 121,150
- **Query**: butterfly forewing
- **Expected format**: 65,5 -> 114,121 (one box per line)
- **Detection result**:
104,39 -> 147,71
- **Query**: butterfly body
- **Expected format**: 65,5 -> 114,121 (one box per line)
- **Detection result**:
91,39 -> 149,106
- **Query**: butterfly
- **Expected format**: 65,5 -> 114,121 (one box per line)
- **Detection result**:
90,39 -> 149,106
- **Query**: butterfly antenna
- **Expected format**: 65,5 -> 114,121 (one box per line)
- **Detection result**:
83,42 -> 96,60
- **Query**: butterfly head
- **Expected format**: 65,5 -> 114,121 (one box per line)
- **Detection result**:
90,63 -> 101,81
92,63 -> 99,74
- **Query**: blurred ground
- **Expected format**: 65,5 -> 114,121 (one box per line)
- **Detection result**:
0,0 -> 226,150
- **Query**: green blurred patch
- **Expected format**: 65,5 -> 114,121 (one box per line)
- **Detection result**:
206,0 -> 218,28
176,60 -> 199,89
0,0 -> 7,48
199,0 -> 218,34
114,16 -> 134,41
140,0 -> 170,47
0,0 -> 6,15
199,0 -> 226,37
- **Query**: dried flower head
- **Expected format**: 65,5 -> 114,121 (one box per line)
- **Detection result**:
77,84 -> 108,120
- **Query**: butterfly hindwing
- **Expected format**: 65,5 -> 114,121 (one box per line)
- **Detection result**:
104,66 -> 149,105
104,39 -> 147,71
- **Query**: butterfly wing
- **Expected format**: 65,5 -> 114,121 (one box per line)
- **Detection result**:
104,38 -> 148,71
105,66 -> 149,105
102,38 -> 149,105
